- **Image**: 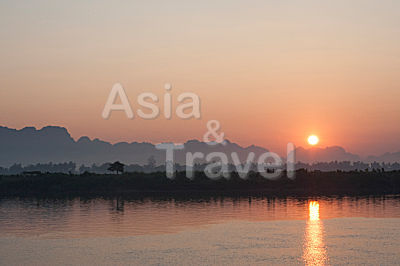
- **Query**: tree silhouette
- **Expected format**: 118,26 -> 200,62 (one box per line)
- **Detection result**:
108,161 -> 125,174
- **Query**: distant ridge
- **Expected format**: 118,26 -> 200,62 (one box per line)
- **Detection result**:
366,151 -> 400,163
0,126 -> 269,167
0,126 -> 399,167
292,146 -> 360,163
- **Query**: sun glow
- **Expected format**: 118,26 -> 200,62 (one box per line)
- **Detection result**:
307,135 -> 319,146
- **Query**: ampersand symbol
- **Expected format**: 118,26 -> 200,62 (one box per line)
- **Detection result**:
203,120 -> 226,145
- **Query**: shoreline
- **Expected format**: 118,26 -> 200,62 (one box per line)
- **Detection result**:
1,170 -> 400,198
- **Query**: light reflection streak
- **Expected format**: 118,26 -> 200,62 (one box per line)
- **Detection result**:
303,201 -> 328,265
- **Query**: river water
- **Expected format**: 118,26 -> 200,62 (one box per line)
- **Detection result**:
1,195 -> 399,265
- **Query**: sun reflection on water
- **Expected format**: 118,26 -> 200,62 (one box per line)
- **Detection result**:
309,201 -> 320,221
303,201 -> 328,265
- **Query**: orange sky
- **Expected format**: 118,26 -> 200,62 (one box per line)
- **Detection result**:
0,0 -> 399,156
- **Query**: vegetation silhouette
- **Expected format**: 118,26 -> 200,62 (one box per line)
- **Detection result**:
1,161 -> 400,176
107,161 -> 125,174
0,169 -> 399,197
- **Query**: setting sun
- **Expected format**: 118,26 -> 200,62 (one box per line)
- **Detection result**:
308,135 -> 319,146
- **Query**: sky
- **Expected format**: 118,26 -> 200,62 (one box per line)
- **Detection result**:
0,0 -> 399,156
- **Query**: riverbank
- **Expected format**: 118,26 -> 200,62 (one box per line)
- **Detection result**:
1,170 -> 399,197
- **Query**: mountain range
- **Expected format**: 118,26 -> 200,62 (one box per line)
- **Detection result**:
0,126 -> 399,167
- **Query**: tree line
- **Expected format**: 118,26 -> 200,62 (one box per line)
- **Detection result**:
1,159 -> 400,175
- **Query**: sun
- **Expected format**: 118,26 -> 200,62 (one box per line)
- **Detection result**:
307,135 -> 319,146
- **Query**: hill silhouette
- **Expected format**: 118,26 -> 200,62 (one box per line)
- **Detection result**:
1,125 -> 399,167
0,126 -> 269,167
292,146 -> 360,163
366,151 -> 400,163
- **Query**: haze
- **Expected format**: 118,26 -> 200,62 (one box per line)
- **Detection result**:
1,0 -> 399,156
